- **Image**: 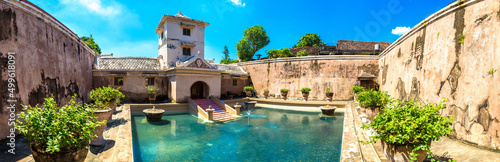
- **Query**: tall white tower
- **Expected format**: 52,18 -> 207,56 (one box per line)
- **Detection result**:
155,11 -> 210,68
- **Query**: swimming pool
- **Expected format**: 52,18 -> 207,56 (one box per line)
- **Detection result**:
132,107 -> 344,161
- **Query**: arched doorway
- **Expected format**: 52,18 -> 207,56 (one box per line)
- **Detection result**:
191,81 -> 209,99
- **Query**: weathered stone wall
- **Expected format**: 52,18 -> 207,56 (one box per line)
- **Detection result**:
378,0 -> 500,150
220,75 -> 249,98
239,57 -> 379,100
0,1 -> 95,140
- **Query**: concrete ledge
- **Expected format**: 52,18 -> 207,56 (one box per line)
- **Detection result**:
249,98 -> 347,107
128,103 -> 188,114
236,55 -> 379,65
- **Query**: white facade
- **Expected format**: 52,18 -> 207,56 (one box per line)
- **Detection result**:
156,12 -> 209,68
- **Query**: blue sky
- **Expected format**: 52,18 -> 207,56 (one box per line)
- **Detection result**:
31,0 -> 451,63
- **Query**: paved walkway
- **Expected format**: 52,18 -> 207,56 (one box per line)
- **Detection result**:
7,105 -> 133,162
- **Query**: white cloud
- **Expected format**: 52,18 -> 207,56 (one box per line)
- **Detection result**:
60,0 -> 121,16
227,0 -> 246,7
391,26 -> 411,35
103,40 -> 158,57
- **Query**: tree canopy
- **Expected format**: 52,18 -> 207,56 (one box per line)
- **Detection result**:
220,45 -> 238,64
236,25 -> 270,61
266,48 -> 293,59
81,34 -> 101,54
294,33 -> 324,48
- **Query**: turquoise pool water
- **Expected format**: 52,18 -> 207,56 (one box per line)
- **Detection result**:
132,107 -> 344,161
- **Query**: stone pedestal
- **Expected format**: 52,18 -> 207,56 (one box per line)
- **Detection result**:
207,108 -> 214,120
234,104 -> 241,115
143,108 -> 165,122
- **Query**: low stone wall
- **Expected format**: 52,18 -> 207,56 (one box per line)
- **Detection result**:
378,0 -> 500,150
0,1 -> 95,140
239,56 -> 379,101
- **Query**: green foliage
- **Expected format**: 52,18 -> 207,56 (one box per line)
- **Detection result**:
81,34 -> 101,54
280,88 -> 289,93
243,86 -> 254,92
300,87 -> 312,93
487,68 -> 497,75
294,33 -> 324,48
297,50 -> 308,57
458,33 -> 465,44
263,88 -> 269,92
16,95 -> 102,153
325,88 -> 331,93
266,48 -> 294,59
351,85 -> 366,94
236,25 -> 270,61
356,89 -> 391,109
220,45 -> 239,64
361,99 -> 454,161
146,85 -> 159,94
90,86 -> 125,104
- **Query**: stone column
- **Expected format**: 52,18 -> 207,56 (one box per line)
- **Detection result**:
234,102 -> 241,115
207,105 -> 214,121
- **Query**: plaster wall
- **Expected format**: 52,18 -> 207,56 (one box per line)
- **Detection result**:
0,1 -> 95,140
220,75 -> 250,98
239,57 -> 379,100
158,20 -> 206,68
378,0 -> 500,150
168,70 -> 221,103
93,71 -> 169,101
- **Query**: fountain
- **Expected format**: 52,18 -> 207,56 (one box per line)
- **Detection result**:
143,106 -> 165,122
319,105 -> 337,116
243,101 -> 257,125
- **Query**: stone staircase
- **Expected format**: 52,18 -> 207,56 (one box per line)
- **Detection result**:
192,99 -> 239,122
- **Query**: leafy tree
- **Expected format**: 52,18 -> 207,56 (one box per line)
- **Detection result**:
81,34 -> 101,54
266,48 -> 294,59
236,25 -> 270,61
294,33 -> 324,48
297,50 -> 308,57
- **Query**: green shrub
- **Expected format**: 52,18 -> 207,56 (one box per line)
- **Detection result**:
297,50 -> 308,57
16,95 -> 103,153
90,86 -> 125,103
266,48 -> 294,58
243,86 -> 254,92
362,99 -> 454,161
325,88 -> 331,93
300,87 -> 312,93
146,85 -> 159,94
263,88 -> 269,92
280,88 -> 289,92
351,85 -> 366,94
356,89 -> 391,109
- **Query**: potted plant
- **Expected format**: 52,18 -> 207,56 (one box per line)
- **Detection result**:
147,85 -> 159,102
16,95 -> 102,162
243,86 -> 254,97
325,88 -> 334,102
280,88 -> 289,100
351,85 -> 366,101
86,100 -> 113,146
362,99 -> 454,162
263,88 -> 269,99
300,87 -> 312,101
357,89 -> 391,119
90,86 -> 125,111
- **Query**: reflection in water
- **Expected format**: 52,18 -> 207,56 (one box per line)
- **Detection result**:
132,108 -> 345,162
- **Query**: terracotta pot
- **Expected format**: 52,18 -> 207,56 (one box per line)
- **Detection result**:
381,140 -> 428,162
366,107 -> 381,120
263,91 -> 269,99
90,108 -> 113,146
107,99 -> 117,112
281,91 -> 288,100
148,93 -> 156,102
325,92 -> 333,102
245,91 -> 252,97
302,92 -> 309,101
30,141 -> 89,162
